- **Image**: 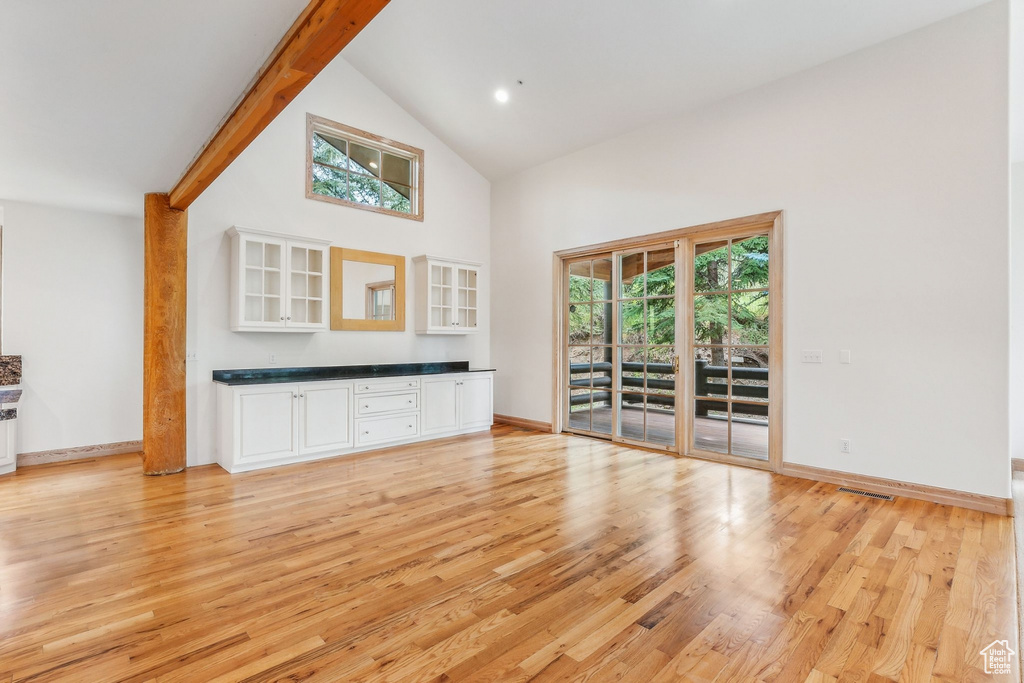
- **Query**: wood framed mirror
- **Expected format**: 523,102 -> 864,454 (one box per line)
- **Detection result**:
330,247 -> 406,331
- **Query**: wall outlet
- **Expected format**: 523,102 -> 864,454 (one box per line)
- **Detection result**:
185,352 -> 198,362
269,353 -> 278,365
801,349 -> 823,363
840,438 -> 851,454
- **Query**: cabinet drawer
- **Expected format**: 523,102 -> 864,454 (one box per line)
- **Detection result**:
354,378 -> 421,394
356,414 -> 419,446
356,391 -> 419,416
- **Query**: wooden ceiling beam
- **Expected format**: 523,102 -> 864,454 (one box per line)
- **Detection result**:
168,0 -> 391,210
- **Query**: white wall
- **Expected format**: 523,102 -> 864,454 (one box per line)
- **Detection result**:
491,3 -> 1011,497
1,200 -> 143,453
1012,163 -> 1024,463
187,57 -> 491,466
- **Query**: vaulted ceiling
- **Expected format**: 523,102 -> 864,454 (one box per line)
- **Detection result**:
0,0 -> 1016,218
343,0 -> 1002,180
0,0 -> 306,216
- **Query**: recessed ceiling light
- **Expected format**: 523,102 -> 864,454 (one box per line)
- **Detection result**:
494,89 -> 510,103
369,161 -> 378,169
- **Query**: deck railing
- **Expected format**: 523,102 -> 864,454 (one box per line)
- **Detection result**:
568,359 -> 768,416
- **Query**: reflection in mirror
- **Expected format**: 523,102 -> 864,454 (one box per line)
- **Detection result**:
341,261 -> 396,321
330,248 -> 406,331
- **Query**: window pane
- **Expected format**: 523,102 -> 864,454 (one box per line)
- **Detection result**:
694,294 -> 728,345
694,347 -> 728,399
382,153 -> 411,185
645,248 -> 675,297
730,348 -> 769,403
348,173 -> 381,206
647,297 -> 674,346
313,133 -> 349,168
619,300 -> 644,345
619,253 -> 645,298
694,240 -> 728,292
382,182 -> 412,213
694,400 -> 728,453
349,142 -> 381,177
311,163 -> 347,200
731,291 -> 769,345
731,235 -> 769,290
569,261 -> 592,302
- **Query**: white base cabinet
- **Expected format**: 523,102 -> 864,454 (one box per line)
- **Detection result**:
217,372 -> 493,473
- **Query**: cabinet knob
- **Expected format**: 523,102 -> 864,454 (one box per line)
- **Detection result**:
292,393 -> 297,398
407,399 -> 413,404
407,424 -> 413,429
299,394 -> 304,398
280,316 -> 285,321
287,316 -> 291,320
363,431 -> 369,435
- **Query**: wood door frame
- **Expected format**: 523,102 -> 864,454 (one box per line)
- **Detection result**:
552,211 -> 784,472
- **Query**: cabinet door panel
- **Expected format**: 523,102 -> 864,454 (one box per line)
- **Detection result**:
422,378 -> 459,434
299,383 -> 352,454
239,387 -> 297,461
459,375 -> 494,429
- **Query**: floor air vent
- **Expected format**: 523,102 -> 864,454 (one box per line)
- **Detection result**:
837,486 -> 894,501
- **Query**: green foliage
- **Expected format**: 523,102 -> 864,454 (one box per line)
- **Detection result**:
311,134 -> 412,214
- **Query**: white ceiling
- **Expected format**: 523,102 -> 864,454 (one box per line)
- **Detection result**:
343,0 -> 1002,180
0,0 -> 306,217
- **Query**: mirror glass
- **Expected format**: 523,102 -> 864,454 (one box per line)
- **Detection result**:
342,261 -> 397,321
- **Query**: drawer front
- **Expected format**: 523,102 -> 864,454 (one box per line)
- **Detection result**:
356,391 -> 419,416
354,378 -> 421,394
356,414 -> 420,446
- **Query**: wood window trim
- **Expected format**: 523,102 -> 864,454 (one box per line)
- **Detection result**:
306,113 -> 424,222
551,210 -> 784,473
365,279 -> 396,320
330,247 -> 406,331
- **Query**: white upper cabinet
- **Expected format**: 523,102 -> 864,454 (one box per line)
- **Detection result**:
413,255 -> 482,334
228,227 -> 330,332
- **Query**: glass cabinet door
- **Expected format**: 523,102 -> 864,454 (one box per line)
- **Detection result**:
429,263 -> 454,330
242,236 -> 285,326
457,266 -> 478,330
287,244 -> 326,327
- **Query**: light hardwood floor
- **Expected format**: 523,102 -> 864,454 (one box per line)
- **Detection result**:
0,426 -> 1016,682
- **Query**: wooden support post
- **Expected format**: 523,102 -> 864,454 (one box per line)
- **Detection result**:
143,193 -> 187,475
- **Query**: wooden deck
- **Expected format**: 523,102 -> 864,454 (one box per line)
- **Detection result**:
0,426 -> 1015,681
570,405 -> 768,459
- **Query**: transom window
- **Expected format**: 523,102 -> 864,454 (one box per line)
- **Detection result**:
306,114 -> 423,221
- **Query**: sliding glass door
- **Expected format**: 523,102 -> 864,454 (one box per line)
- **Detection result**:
560,216 -> 780,469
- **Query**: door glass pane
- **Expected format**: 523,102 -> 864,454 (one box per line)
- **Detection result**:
569,390 -> 592,431
647,297 -> 675,345
593,258 -> 613,300
729,348 -> 768,402
569,303 -> 593,345
646,347 -> 675,396
694,347 -> 728,399
620,346 -> 645,393
591,346 -> 612,391
591,391 -> 613,435
568,346 -> 592,388
694,294 -> 728,345
730,403 -> 768,460
645,248 -> 676,296
569,261 -> 592,301
592,302 -> 610,343
618,393 -> 645,441
694,400 -> 728,453
694,241 -> 728,292
731,291 -> 769,345
731,235 -> 769,290
619,253 -> 645,298
645,397 -> 675,447
619,300 -> 645,344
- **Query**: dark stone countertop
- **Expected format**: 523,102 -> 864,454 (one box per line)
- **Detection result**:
0,389 -> 22,404
213,361 -> 496,386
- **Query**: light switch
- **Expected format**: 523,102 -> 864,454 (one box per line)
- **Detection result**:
840,350 -> 851,364
801,350 -> 823,363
